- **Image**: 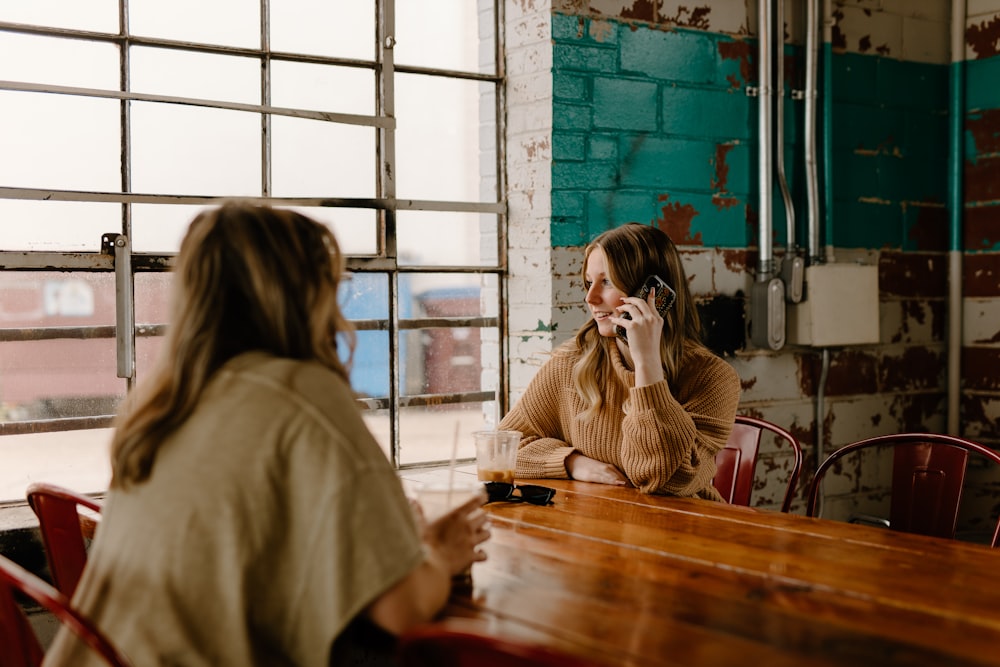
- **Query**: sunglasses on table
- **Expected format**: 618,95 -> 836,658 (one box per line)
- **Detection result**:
484,482 -> 556,506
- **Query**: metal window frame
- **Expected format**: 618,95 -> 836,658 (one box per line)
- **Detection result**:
0,0 -> 508,469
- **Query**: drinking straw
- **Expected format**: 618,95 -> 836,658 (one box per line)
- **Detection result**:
446,420 -> 460,508
495,379 -> 500,429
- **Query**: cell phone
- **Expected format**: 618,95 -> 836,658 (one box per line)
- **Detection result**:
615,275 -> 676,342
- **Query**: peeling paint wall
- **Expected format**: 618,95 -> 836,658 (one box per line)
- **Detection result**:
505,0 -> 1000,528
962,2 -> 1000,535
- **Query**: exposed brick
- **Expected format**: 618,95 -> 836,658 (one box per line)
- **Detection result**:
964,252 -> 1000,298
825,349 -> 880,396
965,204 -> 1000,251
962,346 -> 1000,392
878,344 -> 946,392
879,250 -> 947,298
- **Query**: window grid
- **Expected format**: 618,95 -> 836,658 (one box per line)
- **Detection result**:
0,1 -> 506,475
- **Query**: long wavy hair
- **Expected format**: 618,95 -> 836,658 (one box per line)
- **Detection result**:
110,201 -> 355,488
570,222 -> 705,420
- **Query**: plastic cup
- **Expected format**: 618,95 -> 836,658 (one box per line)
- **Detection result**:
474,430 -> 522,484
414,478 -> 485,523
412,478 -> 485,591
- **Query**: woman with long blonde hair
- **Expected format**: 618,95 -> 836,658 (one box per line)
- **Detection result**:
45,202 -> 490,666
500,222 -> 739,498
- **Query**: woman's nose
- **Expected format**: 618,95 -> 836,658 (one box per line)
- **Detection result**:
585,284 -> 600,304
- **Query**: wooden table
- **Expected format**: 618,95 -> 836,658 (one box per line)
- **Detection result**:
444,478 -> 1000,667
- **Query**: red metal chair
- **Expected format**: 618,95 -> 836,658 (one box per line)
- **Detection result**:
713,415 -> 803,512
0,554 -> 132,667
806,433 -> 1000,547
26,483 -> 102,598
397,619 -> 601,667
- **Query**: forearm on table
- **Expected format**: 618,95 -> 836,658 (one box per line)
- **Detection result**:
364,549 -> 451,636
620,402 -> 722,493
515,437 -> 575,478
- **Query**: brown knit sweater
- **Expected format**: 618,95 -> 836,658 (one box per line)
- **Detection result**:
500,341 -> 740,500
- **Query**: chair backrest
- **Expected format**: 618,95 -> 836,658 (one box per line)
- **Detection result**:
26,483 -> 102,597
0,554 -> 132,667
397,620 -> 600,667
713,415 -> 803,512
806,433 -> 1000,547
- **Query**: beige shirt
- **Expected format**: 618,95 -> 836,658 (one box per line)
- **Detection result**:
44,352 -> 423,667
501,342 -> 740,500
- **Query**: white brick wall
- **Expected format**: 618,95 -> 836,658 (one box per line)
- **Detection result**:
505,0 -> 555,398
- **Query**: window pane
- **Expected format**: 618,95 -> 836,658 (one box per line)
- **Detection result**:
403,325 -> 485,396
130,103 -> 261,196
270,117 -> 375,198
128,0 -> 260,49
0,0 -> 118,33
396,74 -> 495,201
0,33 -> 119,89
135,273 -> 170,385
341,273 -> 389,398
270,0 -> 374,60
286,206 -> 378,256
399,403 -> 492,466
395,0 -> 491,74
0,273 -> 124,421
134,272 -> 173,325
398,211 -> 498,266
270,61 -> 375,116
131,204 -> 208,253
0,200 -> 120,251
130,47 -> 260,106
413,279 -> 488,318
0,92 -> 121,191
405,275 -> 493,399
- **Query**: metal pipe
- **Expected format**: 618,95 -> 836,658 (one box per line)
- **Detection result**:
821,0 -> 835,262
757,0 -> 774,280
777,0 -> 804,303
805,0 -> 821,265
750,0 -> 786,350
775,0 -> 795,255
817,347 -> 830,473
947,0 -> 966,435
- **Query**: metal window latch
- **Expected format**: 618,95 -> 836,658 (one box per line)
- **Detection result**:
102,234 -> 135,380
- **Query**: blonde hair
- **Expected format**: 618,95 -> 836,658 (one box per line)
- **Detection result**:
570,222 -> 705,420
110,201 -> 355,488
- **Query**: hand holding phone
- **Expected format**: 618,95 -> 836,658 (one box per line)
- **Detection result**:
615,275 -> 676,342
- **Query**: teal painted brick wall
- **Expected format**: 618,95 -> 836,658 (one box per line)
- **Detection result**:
551,14 -> 756,248
826,53 -> 948,250
550,15 -> 949,252
965,55 -> 1000,254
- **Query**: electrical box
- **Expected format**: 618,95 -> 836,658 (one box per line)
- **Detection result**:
786,263 -> 880,347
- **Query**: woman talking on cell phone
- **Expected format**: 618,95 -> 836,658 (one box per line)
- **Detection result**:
499,222 -> 740,499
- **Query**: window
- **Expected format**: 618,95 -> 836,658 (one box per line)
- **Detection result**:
0,0 -> 506,502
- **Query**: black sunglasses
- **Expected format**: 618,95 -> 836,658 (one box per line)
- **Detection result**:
484,482 -> 556,506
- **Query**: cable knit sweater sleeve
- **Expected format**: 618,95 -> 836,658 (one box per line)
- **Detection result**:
501,344 -> 740,500
621,347 -> 740,498
500,352 -> 580,480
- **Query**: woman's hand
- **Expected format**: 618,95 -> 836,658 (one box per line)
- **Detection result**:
566,451 -> 628,486
422,491 -> 491,576
366,491 -> 491,633
613,288 -> 665,387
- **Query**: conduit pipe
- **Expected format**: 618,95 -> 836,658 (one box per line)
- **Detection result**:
804,0 -> 821,266
821,0 -> 835,262
806,0 -> 827,468
750,0 -> 787,350
757,0 -> 774,278
775,0 -> 803,302
947,0 -> 966,435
